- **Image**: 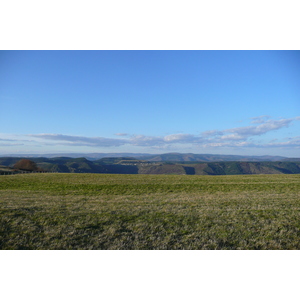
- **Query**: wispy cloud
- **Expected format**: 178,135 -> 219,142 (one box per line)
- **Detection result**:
29,134 -> 127,147
264,136 -> 300,148
0,143 -> 24,147
251,115 -> 271,124
0,137 -> 25,147
219,118 -> 293,141
163,133 -> 203,144
0,138 -> 18,142
202,130 -> 223,137
114,133 -> 128,136
2,116 -> 298,152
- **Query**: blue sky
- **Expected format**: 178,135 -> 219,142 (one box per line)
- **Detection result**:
1,50 -> 300,156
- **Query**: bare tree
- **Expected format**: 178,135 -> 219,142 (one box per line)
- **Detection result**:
14,159 -> 38,172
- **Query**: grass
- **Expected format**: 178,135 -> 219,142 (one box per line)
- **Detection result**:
1,173 -> 300,249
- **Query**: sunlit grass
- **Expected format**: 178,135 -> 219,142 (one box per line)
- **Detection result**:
1,173 -> 300,249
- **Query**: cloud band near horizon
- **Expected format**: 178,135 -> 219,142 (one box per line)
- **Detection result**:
21,116 -> 300,150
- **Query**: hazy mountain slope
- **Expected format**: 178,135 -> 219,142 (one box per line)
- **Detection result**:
192,161 -> 300,175
2,152 -> 294,162
139,153 -> 287,162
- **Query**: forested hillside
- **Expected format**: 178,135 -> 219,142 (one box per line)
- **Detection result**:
1,156 -> 300,175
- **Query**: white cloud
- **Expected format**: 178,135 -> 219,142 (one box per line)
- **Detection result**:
2,116 -> 298,154
220,134 -> 244,141
222,118 -> 294,140
163,134 -> 202,143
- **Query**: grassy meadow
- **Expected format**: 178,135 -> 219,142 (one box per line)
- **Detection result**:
1,173 -> 300,249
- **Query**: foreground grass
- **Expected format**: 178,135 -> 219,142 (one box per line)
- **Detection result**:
1,173 -> 300,249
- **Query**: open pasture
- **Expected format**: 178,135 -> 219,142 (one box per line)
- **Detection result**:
1,173 -> 300,249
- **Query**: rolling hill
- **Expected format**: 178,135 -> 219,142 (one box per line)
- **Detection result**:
1,156 -> 300,175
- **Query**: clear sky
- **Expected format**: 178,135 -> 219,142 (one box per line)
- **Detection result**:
1,50 -> 300,157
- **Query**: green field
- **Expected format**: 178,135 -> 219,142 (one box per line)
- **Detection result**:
1,173 -> 300,249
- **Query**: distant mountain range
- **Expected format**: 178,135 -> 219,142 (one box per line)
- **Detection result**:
1,152 -> 298,162
1,154 -> 300,175
138,153 -> 290,162
0,153 -> 149,160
